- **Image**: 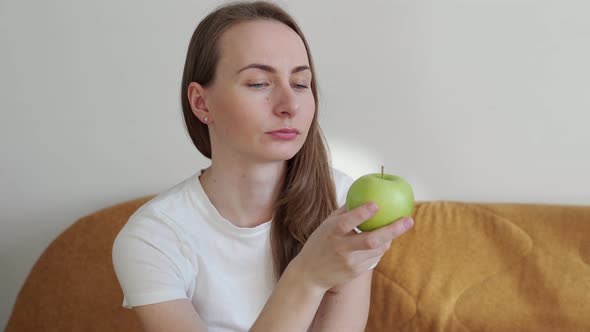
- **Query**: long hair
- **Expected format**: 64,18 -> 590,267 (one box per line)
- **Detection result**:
180,1 -> 337,280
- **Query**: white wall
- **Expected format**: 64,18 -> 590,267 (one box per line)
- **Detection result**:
1,0 -> 589,328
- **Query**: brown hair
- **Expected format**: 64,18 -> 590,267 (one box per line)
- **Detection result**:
180,1 -> 337,280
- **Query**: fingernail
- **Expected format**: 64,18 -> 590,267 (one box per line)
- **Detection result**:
404,217 -> 414,229
368,203 -> 378,213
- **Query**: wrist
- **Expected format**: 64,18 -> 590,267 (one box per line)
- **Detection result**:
285,255 -> 328,297
249,256 -> 326,332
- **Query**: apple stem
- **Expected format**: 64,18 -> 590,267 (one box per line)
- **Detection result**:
381,165 -> 384,179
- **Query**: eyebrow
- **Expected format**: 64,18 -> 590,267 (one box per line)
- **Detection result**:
236,63 -> 311,75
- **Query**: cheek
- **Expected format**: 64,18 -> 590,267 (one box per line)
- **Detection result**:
213,92 -> 265,135
303,96 -> 316,123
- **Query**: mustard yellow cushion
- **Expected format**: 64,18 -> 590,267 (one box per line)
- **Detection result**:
366,201 -> 590,331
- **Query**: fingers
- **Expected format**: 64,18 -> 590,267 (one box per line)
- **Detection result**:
346,217 -> 414,252
333,202 -> 379,235
348,245 -> 388,271
331,205 -> 348,216
380,217 -> 414,239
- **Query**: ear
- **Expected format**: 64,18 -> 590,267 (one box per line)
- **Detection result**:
188,82 -> 211,124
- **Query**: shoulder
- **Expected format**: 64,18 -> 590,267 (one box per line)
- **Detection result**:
112,172 -> 202,275
331,167 -> 356,207
112,186 -> 199,308
139,172 -> 200,220
331,167 -> 354,185
112,203 -> 192,276
120,172 -> 201,237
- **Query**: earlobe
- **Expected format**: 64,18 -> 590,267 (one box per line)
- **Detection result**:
188,82 -> 211,124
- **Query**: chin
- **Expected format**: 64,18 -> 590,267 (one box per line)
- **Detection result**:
269,150 -> 300,161
259,145 -> 302,162
252,136 -> 307,162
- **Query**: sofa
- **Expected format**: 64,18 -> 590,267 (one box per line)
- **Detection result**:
6,197 -> 590,331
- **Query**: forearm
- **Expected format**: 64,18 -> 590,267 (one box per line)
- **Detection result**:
310,271 -> 372,332
249,259 -> 326,332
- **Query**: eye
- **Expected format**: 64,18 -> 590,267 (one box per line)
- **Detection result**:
247,82 -> 269,89
292,83 -> 309,90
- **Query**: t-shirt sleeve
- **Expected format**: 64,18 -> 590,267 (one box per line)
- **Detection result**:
112,207 -> 196,309
332,168 -> 355,208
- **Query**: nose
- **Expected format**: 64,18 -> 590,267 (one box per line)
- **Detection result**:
272,82 -> 299,118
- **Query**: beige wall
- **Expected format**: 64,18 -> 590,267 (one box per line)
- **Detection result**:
1,0 -> 589,328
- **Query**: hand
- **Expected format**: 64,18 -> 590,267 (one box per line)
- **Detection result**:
290,202 -> 414,293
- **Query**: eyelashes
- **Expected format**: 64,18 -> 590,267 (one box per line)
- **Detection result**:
246,82 -> 309,90
247,82 -> 268,88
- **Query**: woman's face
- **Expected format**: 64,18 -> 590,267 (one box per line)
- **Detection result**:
202,19 -> 315,163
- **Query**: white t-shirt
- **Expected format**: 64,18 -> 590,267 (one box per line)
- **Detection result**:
112,167 -> 355,332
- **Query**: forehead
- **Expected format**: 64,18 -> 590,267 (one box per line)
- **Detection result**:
216,20 -> 310,73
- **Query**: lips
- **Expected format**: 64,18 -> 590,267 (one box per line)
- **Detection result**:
267,128 -> 300,140
267,128 -> 300,135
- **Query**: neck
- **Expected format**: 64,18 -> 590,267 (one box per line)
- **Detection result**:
199,160 -> 287,228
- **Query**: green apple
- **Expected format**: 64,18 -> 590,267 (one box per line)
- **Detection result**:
346,169 -> 415,232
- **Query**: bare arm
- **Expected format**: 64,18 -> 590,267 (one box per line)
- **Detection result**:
131,263 -> 327,332
248,259 -> 327,332
131,270 -> 372,332
310,271 -> 373,332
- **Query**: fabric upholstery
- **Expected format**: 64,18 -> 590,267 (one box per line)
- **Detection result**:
5,196 -> 152,332
366,201 -> 590,331
6,199 -> 590,331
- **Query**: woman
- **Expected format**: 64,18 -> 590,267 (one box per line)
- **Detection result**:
112,1 -> 414,331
